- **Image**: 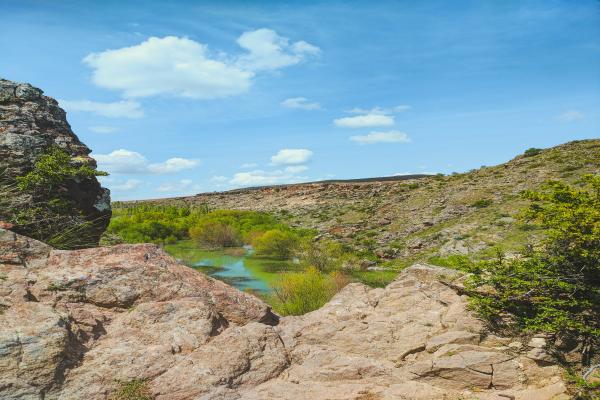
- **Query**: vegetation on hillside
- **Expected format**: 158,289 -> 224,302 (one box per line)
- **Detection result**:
0,147 -> 107,249
465,176 -> 599,345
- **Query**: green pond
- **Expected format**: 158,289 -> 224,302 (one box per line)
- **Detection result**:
164,240 -> 300,293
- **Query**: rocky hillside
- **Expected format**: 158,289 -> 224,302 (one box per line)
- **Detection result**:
141,139 -> 600,264
0,228 -> 571,399
0,78 -> 111,245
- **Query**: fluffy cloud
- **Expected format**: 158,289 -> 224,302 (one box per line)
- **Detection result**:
84,36 -> 253,99
112,179 -> 142,191
558,110 -> 584,122
270,149 -> 313,165
59,99 -> 143,118
93,149 -> 199,174
236,29 -> 320,72
334,114 -> 394,128
229,169 -> 307,186
281,97 -> 321,110
148,157 -> 199,174
89,126 -> 119,134
334,104 -> 411,128
82,30 -> 319,100
350,130 -> 411,144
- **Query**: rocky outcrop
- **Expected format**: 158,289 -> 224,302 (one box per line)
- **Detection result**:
0,228 -> 569,399
0,78 -> 110,245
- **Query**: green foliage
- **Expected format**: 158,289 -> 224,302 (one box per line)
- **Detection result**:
524,147 -> 543,157
466,175 -> 600,344
105,203 -> 210,244
270,267 -> 348,315
190,220 -> 241,248
253,229 -> 299,259
109,379 -> 151,400
2,147 -> 108,249
16,147 -> 106,197
470,198 -> 493,208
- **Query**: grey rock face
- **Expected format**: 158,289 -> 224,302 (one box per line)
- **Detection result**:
0,78 -> 111,244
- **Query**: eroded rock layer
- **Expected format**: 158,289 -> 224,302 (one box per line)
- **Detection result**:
0,78 -> 110,244
0,228 -> 568,399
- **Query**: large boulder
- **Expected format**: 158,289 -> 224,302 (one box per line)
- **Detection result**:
0,78 -> 110,245
0,229 -> 569,399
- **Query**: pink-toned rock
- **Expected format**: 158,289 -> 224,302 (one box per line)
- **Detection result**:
0,231 -> 569,400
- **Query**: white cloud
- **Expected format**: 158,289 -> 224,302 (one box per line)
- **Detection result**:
281,97 -> 321,110
157,179 -> 198,193
94,149 -> 149,173
284,165 -> 309,173
558,110 -> 584,122
84,36 -> 253,99
112,179 -> 141,191
241,162 -> 258,169
236,28 -> 320,72
229,169 -> 307,187
335,104 -> 411,128
82,30 -> 318,100
59,99 -> 143,118
148,157 -> 199,174
89,126 -> 119,134
93,149 -> 199,175
270,148 -> 313,165
334,114 -> 394,128
350,130 -> 411,144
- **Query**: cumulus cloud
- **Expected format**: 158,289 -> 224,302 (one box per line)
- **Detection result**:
89,126 -> 119,134
558,110 -> 584,122
334,114 -> 394,128
236,28 -> 320,72
270,149 -> 313,165
112,179 -> 142,191
281,97 -> 321,110
82,30 -> 319,100
350,130 -> 411,144
148,157 -> 199,174
59,99 -> 143,118
211,175 -> 228,182
284,165 -> 309,173
93,149 -> 199,174
229,169 -> 307,186
334,104 -> 411,128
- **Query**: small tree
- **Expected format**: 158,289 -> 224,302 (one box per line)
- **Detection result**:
467,175 -> 600,361
253,229 -> 298,259
189,220 -> 240,248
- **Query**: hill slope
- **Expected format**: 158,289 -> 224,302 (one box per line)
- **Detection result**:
132,140 -> 600,266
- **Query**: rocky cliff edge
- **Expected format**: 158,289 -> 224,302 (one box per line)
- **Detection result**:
0,228 -> 569,400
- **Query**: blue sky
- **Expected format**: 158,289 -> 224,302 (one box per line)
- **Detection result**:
1,0 -> 599,200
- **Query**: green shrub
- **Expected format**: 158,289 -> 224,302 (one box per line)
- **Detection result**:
470,198 -> 493,208
1,147 -> 107,249
524,147 -> 543,157
466,175 -> 600,351
109,379 -> 151,400
189,220 -> 241,248
253,229 -> 299,259
270,267 -> 349,315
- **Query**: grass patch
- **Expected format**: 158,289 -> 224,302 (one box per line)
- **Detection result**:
109,379 -> 152,400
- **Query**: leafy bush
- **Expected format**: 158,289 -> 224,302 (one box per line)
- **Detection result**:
253,229 -> 299,259
524,147 -> 543,157
1,147 -> 107,249
190,220 -> 241,248
109,379 -> 151,400
105,203 -> 209,244
466,175 -> 600,353
270,267 -> 349,315
470,198 -> 493,208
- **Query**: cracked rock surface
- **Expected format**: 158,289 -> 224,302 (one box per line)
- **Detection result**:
0,229 -> 568,399
0,78 -> 111,244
